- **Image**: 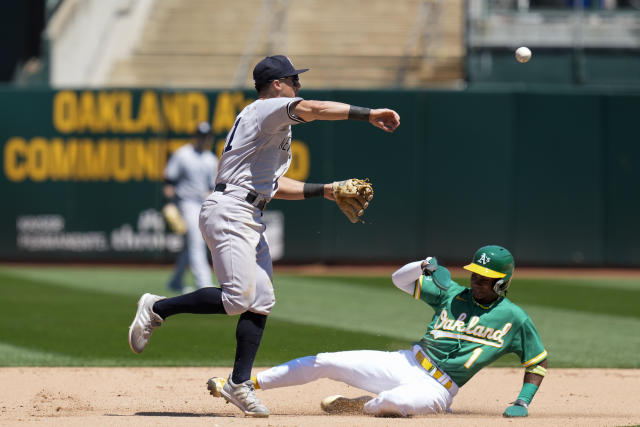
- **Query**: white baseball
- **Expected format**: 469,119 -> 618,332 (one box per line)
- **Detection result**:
515,47 -> 532,63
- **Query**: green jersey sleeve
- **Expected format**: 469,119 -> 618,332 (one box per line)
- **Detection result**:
414,274 -> 447,306
508,310 -> 548,367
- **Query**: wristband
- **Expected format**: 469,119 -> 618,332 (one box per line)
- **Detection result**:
348,105 -> 371,121
516,382 -> 539,405
512,399 -> 529,408
303,183 -> 325,198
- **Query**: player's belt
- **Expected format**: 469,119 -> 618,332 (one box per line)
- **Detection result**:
413,347 -> 458,395
214,183 -> 270,211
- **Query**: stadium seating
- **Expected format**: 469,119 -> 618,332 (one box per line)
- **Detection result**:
108,0 -> 465,88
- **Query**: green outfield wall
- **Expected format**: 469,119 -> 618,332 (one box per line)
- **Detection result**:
1,87 -> 638,266
468,49 -> 640,87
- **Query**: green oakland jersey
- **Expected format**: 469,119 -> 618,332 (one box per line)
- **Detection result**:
412,275 -> 547,387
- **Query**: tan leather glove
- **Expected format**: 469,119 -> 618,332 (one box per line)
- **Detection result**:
332,178 -> 374,223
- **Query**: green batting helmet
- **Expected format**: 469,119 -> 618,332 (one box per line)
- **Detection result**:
463,245 -> 515,296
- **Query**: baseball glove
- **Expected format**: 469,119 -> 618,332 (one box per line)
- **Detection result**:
162,203 -> 186,235
332,178 -> 373,223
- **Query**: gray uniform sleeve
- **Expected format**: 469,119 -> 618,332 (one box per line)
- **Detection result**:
257,97 -> 304,134
164,150 -> 182,182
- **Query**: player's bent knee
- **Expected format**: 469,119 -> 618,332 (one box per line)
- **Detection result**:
262,298 -> 275,314
222,298 -> 252,316
222,298 -> 273,316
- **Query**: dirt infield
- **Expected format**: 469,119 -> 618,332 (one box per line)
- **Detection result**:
2,367 -> 639,426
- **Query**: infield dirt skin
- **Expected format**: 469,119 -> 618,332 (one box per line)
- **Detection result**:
1,367 -> 638,426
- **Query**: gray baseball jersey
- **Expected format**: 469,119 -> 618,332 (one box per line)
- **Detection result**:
165,144 -> 218,203
215,97 -> 304,197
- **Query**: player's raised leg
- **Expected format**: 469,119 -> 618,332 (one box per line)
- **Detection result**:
128,293 -> 165,353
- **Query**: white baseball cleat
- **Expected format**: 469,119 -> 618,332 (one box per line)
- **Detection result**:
128,293 -> 165,354
210,375 -> 269,418
321,395 -> 373,414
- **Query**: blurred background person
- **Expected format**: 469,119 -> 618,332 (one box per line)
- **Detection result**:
163,121 -> 218,293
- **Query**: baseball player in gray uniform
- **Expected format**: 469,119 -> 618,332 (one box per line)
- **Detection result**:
163,122 -> 218,292
128,55 -> 400,418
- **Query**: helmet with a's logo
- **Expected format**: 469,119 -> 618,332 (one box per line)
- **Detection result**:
463,245 -> 514,296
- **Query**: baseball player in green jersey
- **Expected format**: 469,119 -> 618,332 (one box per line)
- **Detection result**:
207,245 -> 548,417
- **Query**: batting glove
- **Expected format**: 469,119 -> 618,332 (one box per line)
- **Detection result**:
421,257 -> 438,275
421,257 -> 452,291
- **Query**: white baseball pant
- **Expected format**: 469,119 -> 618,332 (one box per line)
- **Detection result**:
257,346 -> 455,416
175,199 -> 214,288
199,192 -> 275,315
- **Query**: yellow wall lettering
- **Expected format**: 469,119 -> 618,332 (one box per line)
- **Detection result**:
53,91 -> 78,133
77,139 -> 109,180
144,140 -> 166,180
134,91 -> 162,132
185,92 -> 209,133
77,91 -> 98,132
149,139 -> 169,180
109,141 -> 128,182
212,92 -> 235,133
212,92 -> 251,133
49,138 -> 74,180
97,91 -> 117,132
116,91 -> 136,133
2,136 -> 307,183
161,93 -> 183,133
26,137 -> 49,182
4,137 -> 28,181
74,139 -> 93,180
1,136 -> 181,182
125,139 -> 150,180
52,90 -> 215,135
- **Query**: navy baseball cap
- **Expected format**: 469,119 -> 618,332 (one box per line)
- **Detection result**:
253,55 -> 309,86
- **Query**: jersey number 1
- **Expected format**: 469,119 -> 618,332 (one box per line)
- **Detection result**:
464,348 -> 483,369
224,117 -> 242,153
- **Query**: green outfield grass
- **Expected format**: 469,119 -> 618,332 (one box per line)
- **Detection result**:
0,265 -> 638,368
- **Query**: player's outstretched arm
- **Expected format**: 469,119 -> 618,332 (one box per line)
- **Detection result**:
273,176 -> 333,200
275,176 -> 376,223
293,100 -> 400,132
503,359 -> 548,418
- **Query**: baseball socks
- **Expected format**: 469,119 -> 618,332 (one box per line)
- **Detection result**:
232,311 -> 267,383
152,286 -> 226,318
151,288 -> 266,383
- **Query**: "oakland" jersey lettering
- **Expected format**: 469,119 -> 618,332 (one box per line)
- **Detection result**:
430,309 -> 512,348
